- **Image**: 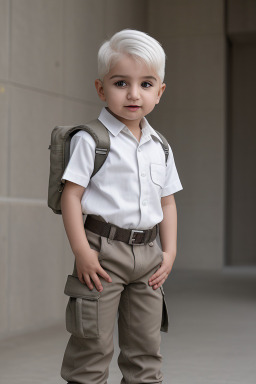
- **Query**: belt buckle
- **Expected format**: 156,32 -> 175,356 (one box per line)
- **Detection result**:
128,229 -> 145,245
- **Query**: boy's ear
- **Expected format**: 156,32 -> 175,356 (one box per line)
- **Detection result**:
95,79 -> 106,101
156,83 -> 166,105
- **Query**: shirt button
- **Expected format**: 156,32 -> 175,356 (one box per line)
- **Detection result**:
138,148 -> 141,152
142,200 -> 147,206
141,172 -> 146,177
149,242 -> 154,247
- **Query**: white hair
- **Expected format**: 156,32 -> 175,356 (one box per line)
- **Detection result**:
97,29 -> 166,82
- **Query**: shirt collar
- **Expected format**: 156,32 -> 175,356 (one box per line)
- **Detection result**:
98,107 -> 163,144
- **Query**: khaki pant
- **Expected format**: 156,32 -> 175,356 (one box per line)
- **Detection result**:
61,219 -> 169,384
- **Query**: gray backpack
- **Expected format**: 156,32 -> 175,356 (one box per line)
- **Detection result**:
48,119 -> 169,214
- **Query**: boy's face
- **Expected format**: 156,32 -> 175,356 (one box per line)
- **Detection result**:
95,54 -> 166,129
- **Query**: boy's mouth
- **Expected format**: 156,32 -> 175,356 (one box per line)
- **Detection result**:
125,105 -> 141,111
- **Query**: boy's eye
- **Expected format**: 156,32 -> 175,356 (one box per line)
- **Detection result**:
141,81 -> 152,88
114,80 -> 127,87
114,80 -> 152,88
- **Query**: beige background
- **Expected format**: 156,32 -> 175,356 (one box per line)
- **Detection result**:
0,0 -> 255,339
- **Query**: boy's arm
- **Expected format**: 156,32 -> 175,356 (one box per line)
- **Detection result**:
61,181 -> 91,255
61,180 -> 112,291
159,194 -> 177,260
148,194 -> 177,290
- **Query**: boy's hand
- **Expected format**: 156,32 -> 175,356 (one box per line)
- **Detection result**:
75,249 -> 112,292
148,251 -> 174,289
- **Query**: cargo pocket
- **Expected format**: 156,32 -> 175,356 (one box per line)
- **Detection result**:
160,285 -> 169,333
64,275 -> 100,338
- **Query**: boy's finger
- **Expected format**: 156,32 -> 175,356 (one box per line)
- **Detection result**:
153,272 -> 166,284
91,273 -> 103,292
153,277 -> 166,290
150,271 -> 167,286
77,273 -> 85,284
150,271 -> 165,284
98,266 -> 112,283
148,267 -> 162,283
149,277 -> 163,286
83,274 -> 94,290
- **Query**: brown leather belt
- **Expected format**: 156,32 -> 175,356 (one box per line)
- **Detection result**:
84,215 -> 158,245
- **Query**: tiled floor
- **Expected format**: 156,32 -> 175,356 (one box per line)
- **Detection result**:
1,268 -> 256,384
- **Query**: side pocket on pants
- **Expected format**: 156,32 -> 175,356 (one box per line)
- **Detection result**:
64,275 -> 100,338
160,285 -> 169,333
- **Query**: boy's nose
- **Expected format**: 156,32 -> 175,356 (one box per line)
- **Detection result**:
127,85 -> 140,100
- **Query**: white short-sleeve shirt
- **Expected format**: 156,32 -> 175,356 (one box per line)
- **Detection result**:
61,107 -> 183,229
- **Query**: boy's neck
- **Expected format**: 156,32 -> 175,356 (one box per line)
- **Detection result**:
106,107 -> 142,132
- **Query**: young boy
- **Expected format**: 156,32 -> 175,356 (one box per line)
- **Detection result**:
60,29 -> 182,384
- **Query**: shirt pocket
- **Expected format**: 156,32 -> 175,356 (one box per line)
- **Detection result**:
150,163 -> 166,188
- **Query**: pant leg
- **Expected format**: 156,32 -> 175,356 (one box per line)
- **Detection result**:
61,277 -> 122,384
118,240 -> 165,384
61,229 -> 125,384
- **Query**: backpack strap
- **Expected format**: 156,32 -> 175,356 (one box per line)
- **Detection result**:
83,119 -> 110,177
64,119 -> 110,178
153,130 -> 169,165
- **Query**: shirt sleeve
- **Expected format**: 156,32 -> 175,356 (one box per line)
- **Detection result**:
161,143 -> 183,197
61,131 -> 96,188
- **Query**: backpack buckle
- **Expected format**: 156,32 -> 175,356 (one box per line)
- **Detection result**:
96,148 -> 108,155
58,182 -> 64,193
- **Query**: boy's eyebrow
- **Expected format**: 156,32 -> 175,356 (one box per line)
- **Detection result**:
109,75 -> 157,81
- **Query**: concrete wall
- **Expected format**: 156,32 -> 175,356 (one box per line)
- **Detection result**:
227,0 -> 256,40
0,0 -> 147,340
147,0 -> 226,270
226,0 -> 256,265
